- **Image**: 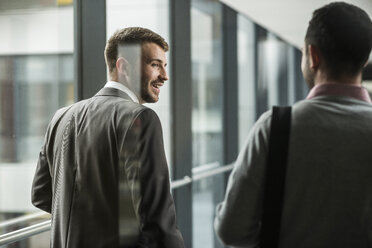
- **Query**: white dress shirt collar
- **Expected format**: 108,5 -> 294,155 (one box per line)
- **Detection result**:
104,81 -> 139,103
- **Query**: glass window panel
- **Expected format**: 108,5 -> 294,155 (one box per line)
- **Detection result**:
191,1 -> 223,168
0,0 -> 71,11
237,14 -> 256,149
0,4 -> 74,247
257,31 -> 292,115
261,35 -> 282,107
192,174 -> 225,247
191,1 -> 224,247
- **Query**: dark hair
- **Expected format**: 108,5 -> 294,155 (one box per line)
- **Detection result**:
104,27 -> 169,75
305,2 -> 372,78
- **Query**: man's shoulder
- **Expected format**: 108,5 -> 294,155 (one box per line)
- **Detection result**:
253,109 -> 273,133
131,107 -> 161,129
241,109 -> 272,148
101,99 -> 161,131
95,93 -> 146,112
109,100 -> 157,121
256,109 -> 273,124
75,94 -> 147,120
50,104 -> 75,126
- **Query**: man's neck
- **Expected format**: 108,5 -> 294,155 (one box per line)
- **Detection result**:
314,70 -> 363,87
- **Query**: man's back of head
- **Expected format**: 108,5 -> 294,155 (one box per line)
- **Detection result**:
305,2 -> 372,80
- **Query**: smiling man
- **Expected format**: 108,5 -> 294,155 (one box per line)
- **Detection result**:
31,27 -> 184,248
140,42 -> 168,103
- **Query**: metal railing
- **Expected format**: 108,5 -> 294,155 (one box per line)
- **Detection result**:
0,162 -> 234,247
0,212 -> 49,229
0,221 -> 51,246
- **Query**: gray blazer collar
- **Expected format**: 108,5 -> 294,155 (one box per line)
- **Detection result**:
95,87 -> 134,101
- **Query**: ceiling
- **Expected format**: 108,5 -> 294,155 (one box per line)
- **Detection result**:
219,0 -> 372,49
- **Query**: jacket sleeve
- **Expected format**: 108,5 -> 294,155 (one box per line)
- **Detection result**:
121,108 -> 185,248
31,142 -> 52,213
214,111 -> 272,247
31,106 -> 72,213
31,106 -> 71,213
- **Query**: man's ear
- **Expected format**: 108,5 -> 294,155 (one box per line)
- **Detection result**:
308,44 -> 321,70
116,57 -> 129,76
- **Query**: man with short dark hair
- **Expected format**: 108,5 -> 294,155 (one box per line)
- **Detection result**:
32,27 -> 184,248
215,2 -> 372,247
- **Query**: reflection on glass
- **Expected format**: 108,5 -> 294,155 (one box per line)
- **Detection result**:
106,0 -> 171,164
106,2 -> 171,244
0,2 -> 74,247
191,0 -> 224,247
237,14 -> 256,149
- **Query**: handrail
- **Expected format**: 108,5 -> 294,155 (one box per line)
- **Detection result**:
193,164 -> 234,181
0,163 -> 234,246
0,212 -> 50,229
191,162 -> 220,174
170,176 -> 192,189
0,220 -> 51,246
170,162 -> 228,189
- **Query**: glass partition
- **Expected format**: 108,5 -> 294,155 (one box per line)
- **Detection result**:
0,2 -> 74,247
258,33 -> 288,108
237,14 -> 256,149
256,29 -> 298,116
106,0 -> 171,162
191,0 -> 225,247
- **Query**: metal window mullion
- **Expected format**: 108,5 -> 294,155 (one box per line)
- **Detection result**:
294,48 -> 308,101
74,0 -> 106,101
278,41 -> 289,106
254,25 -> 268,119
220,5 -> 238,248
222,4 -> 238,166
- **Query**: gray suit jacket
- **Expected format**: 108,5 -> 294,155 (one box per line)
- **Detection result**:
31,87 -> 184,248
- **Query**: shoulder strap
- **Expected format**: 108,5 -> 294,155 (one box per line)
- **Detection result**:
260,106 -> 292,248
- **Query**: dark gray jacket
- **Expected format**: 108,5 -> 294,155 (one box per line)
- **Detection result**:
32,87 -> 184,248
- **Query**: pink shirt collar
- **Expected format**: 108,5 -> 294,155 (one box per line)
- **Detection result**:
306,83 -> 372,103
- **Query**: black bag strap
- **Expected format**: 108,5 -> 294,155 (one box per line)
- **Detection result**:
260,106 -> 292,248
